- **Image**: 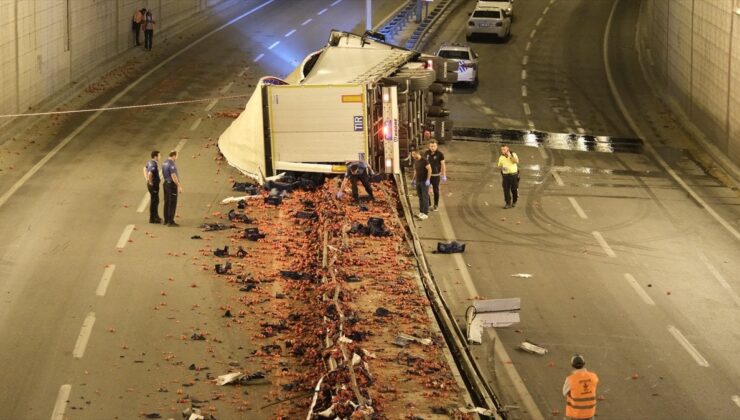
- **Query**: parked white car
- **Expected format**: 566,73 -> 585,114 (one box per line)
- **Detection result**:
476,0 -> 513,17
466,7 -> 511,41
436,43 -> 479,86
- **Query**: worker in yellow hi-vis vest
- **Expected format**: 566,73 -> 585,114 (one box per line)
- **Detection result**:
496,144 -> 519,209
563,354 -> 599,420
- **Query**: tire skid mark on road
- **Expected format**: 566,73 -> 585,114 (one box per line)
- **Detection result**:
96,265 -> 116,297
667,325 -> 710,367
116,224 -> 135,249
72,313 -> 96,359
624,273 -> 655,305
51,384 -> 71,420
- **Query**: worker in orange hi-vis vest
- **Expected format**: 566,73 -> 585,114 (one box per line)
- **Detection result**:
563,354 -> 599,420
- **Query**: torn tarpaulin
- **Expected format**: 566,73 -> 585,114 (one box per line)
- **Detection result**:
243,227 -> 266,241
435,241 -> 466,254
228,209 -> 253,223
232,181 -> 259,195
201,223 -> 231,231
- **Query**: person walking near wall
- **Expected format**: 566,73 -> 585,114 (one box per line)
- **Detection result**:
162,151 -> 182,227
131,8 -> 145,46
143,150 -> 162,224
143,10 -> 156,51
424,140 -> 446,211
563,354 -> 599,420
497,144 -> 519,209
411,150 -> 431,220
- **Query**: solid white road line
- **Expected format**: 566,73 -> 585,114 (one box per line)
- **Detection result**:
284,29 -> 296,37
530,29 -> 536,39
205,99 -> 218,111
73,313 -> 96,359
667,325 -> 710,367
698,252 -> 740,307
437,199 -> 545,420
604,0 -> 740,243
521,69 -> 527,80
189,117 -> 202,131
116,224 -> 135,249
624,273 -> 656,305
96,265 -> 116,297
174,138 -> 188,153
51,384 -> 71,420
317,8 -> 328,15
521,85 -> 527,97
268,41 -> 280,50
568,197 -> 588,219
136,193 -> 149,213
732,395 -> 740,408
592,231 -> 616,257
219,81 -> 234,94
253,53 -> 265,62
302,18 -> 312,26
552,170 -> 564,186
522,103 -> 531,115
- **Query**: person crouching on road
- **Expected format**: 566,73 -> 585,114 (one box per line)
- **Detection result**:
497,144 -> 519,209
336,160 -> 375,202
424,139 -> 447,211
563,354 -> 599,420
411,150 -> 431,220
162,151 -> 182,227
143,150 -> 162,224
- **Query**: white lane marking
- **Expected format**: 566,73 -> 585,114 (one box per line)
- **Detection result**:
317,8 -> 328,15
521,85 -> 527,97
521,69 -> 527,80
568,197 -> 588,219
330,0 -> 342,6
522,55 -> 528,66
698,252 -> 740,307
96,265 -> 116,297
481,106 -> 494,115
51,384 -> 71,420
136,193 -> 149,213
73,313 -> 96,359
527,120 -> 535,129
732,395 -> 740,408
525,41 -> 531,51
302,18 -> 313,26
538,146 -> 548,160
205,99 -> 218,111
667,325 -> 710,367
237,66 -> 249,77
604,1 -> 740,243
573,119 -> 582,127
530,29 -> 536,39
219,81 -> 234,94
253,53 -> 265,62
522,103 -> 531,115
470,97 -> 485,106
550,0 -> 555,4
284,29 -> 296,37
592,231 -> 616,258
565,126 -> 574,133
576,127 -> 586,134
437,199 -> 545,420
536,17 -> 543,26
116,224 -> 135,249
189,117 -> 202,131
552,170 -> 564,186
543,6 -> 550,14
174,138 -> 187,153
0,0 -> 275,211
268,41 -> 280,50
624,273 -> 655,305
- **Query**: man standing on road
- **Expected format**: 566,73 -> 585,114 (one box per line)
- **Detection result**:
131,8 -> 145,47
563,354 -> 599,420
162,151 -> 182,227
143,150 -> 162,224
424,140 -> 446,211
337,160 -> 375,202
497,144 -> 519,209
143,10 -> 155,51
411,150 -> 431,220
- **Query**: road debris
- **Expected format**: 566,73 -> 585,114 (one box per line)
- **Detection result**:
518,340 -> 548,355
511,273 -> 533,278
435,241 -> 466,254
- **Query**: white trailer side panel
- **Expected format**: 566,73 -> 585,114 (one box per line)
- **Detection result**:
268,85 -> 368,164
218,85 -> 266,182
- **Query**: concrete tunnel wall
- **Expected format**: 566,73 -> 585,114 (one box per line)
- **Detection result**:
639,0 -> 740,165
0,0 -> 231,120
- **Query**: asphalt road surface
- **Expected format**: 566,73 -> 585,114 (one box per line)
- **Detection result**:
419,0 -> 740,419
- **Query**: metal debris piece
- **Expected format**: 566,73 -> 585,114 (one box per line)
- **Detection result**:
511,273 -> 532,278
466,298 -> 521,344
396,332 -> 432,346
216,372 -> 242,386
518,340 -> 548,355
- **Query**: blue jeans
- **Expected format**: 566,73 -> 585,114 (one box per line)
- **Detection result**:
416,182 -> 430,214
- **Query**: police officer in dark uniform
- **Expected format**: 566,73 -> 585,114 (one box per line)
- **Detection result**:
336,160 -> 375,202
162,150 -> 183,227
143,150 -> 162,223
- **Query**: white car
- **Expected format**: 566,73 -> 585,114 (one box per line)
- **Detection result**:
476,0 -> 513,17
436,44 -> 479,85
466,7 -> 511,41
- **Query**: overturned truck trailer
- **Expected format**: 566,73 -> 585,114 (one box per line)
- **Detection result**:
218,30 -> 457,183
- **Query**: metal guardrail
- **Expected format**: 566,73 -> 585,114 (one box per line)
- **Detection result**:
406,0 -> 455,50
376,1 -> 417,42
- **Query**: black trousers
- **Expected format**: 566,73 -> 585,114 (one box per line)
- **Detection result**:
163,181 -> 178,223
147,183 -> 160,221
350,172 -> 374,201
430,175 -> 441,206
132,23 -> 141,45
502,173 -> 519,205
144,30 -> 153,50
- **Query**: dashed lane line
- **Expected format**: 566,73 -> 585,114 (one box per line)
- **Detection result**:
522,103 -> 531,116
253,53 -> 265,62
96,265 -> 116,297
592,231 -> 616,257
205,99 -> 218,111
530,29 -> 536,39
527,120 -> 535,129
285,29 -> 296,37
522,55 -> 528,65
237,66 -> 249,77
302,18 -> 313,26
568,197 -> 588,219
536,17 -> 543,26
317,8 -> 328,15
543,6 -> 550,14
624,273 -> 655,305
190,117 -> 202,131
330,0 -> 342,6
51,384 -> 71,420
521,85 -> 527,97
116,224 -> 135,249
219,81 -> 234,94
667,325 -> 710,367
174,138 -> 188,153
732,395 -> 740,408
72,313 -> 96,359
538,146 -> 548,160
268,41 -> 280,50
698,251 -> 740,307
136,193 -> 149,213
525,41 -> 531,51
521,69 -> 527,80
551,170 -> 564,186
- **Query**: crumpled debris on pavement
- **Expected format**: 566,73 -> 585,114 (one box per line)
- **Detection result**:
435,241 -> 466,254
200,223 -> 231,231
232,181 -> 259,195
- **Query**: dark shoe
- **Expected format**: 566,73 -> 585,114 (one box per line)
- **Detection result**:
167,222 -> 180,227
149,218 -> 162,224
504,204 -> 512,209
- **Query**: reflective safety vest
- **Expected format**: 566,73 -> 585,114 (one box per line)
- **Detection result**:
565,370 -> 599,419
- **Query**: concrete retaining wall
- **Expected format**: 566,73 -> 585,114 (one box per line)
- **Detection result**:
0,0 -> 228,118
639,0 -> 740,164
